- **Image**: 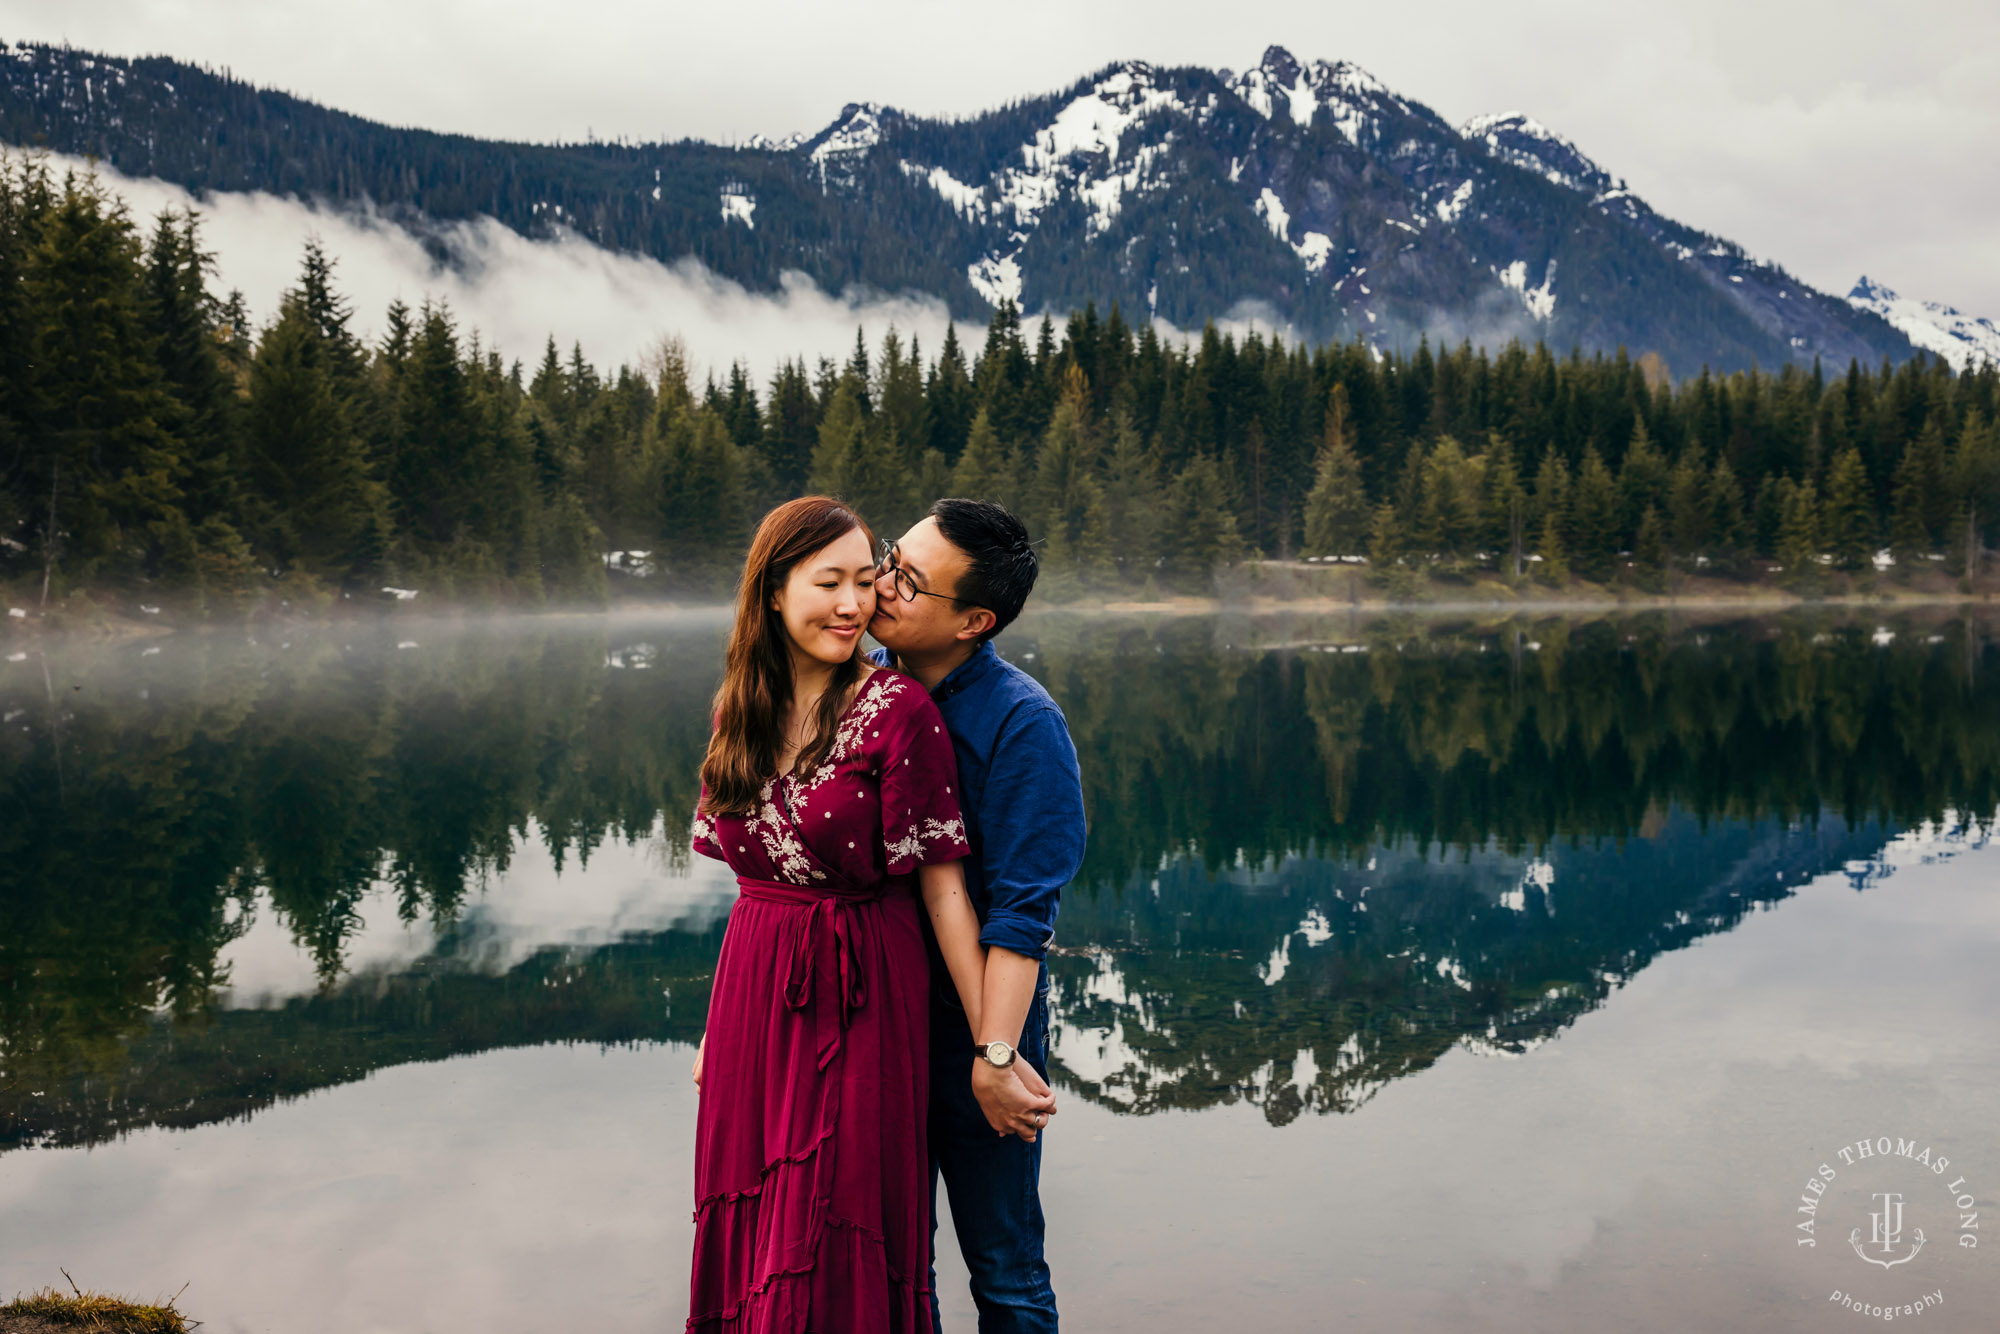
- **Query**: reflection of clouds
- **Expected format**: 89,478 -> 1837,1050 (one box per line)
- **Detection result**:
218,818 -> 738,1006
0,1044 -> 702,1334
1031,847 -> 2000,1330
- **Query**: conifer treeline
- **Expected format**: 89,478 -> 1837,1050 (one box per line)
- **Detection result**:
4,162 -> 1997,611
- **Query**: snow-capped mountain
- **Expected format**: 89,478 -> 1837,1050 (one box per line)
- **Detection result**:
0,39 -> 1928,376
1846,276 -> 2000,371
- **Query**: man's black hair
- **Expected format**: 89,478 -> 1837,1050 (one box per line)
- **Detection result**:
929,498 -> 1037,643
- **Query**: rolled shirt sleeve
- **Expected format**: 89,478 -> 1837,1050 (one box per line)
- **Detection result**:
975,702 -> 1086,959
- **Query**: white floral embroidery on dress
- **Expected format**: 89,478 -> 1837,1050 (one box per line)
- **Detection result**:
691,812 -> 718,846
751,779 -> 824,883
888,815 -> 968,867
788,674 -> 906,818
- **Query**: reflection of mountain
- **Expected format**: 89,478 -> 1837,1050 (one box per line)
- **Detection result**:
1047,813 -> 1900,1124
2,612 -> 1997,1149
0,926 -> 721,1153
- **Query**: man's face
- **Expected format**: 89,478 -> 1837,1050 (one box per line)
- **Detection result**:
869,516 -> 984,656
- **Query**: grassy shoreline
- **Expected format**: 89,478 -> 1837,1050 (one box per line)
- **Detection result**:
0,1281 -> 191,1333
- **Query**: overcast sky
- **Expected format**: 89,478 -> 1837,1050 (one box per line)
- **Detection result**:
6,0 -> 1997,317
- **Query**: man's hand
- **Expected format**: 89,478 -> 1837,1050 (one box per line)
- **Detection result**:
971,1059 -> 1057,1142
692,1032 -> 706,1089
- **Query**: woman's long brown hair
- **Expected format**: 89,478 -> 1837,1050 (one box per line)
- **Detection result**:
698,496 -> 877,816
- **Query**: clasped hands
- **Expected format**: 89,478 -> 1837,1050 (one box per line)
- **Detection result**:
971,1057 -> 1057,1143
695,1030 -> 1058,1143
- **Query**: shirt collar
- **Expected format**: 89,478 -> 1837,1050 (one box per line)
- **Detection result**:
930,640 -> 999,704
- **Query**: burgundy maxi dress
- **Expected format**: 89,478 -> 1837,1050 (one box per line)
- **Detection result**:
687,668 -> 970,1333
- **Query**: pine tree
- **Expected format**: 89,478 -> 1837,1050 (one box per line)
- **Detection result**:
1530,450 -> 1571,561
1100,407 -> 1162,582
1822,446 -> 1874,572
1568,446 -> 1620,583
659,406 -> 749,589
927,323 -> 975,461
1776,478 -> 1823,590
1417,435 -> 1484,572
951,406 -> 1019,511
1302,385 -> 1370,559
807,378 -> 868,500
1616,417 -> 1669,543
1534,507 -> 1570,586
1482,432 -> 1528,578
1633,505 -> 1668,593
1949,410 -> 2000,580
141,210 -> 237,530
1665,446 -> 1708,570
23,170 -> 187,586
245,297 -> 383,581
762,358 -> 819,495
1887,445 -> 1932,575
1708,456 -> 1750,570
1161,452 -> 1242,587
1029,369 -> 1110,591
387,300 -> 478,571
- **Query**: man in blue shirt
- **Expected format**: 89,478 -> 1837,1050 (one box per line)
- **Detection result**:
868,498 -> 1085,1334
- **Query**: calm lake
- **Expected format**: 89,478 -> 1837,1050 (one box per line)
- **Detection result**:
2,609 -> 1997,1332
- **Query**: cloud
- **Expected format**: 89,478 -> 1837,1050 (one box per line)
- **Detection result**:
45,153 -> 968,385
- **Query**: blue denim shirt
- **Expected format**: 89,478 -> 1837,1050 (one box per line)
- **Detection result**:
872,641 -> 1085,958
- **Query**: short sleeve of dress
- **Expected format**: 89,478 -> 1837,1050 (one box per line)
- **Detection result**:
880,687 -> 971,876
690,783 -> 723,862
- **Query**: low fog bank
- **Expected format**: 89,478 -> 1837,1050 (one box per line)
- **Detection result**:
33,151 -> 972,385
27,153 -> 1356,387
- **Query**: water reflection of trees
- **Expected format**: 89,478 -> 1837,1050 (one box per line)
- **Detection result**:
1,612 -> 1996,1146
0,623 -> 721,1116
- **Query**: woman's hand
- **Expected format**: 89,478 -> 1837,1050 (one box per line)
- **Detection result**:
692,1031 -> 706,1089
971,1060 -> 1058,1142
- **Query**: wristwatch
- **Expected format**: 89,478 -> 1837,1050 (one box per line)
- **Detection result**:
976,1039 -> 1017,1069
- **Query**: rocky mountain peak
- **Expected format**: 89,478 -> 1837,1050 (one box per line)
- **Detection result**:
1459,112 -> 1615,195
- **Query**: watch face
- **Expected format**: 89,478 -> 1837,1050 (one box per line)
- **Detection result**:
984,1040 -> 1012,1065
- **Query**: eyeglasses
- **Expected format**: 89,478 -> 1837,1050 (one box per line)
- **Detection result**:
877,538 -> 988,612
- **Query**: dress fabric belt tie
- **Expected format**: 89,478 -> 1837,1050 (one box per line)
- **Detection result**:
736,877 -> 882,1072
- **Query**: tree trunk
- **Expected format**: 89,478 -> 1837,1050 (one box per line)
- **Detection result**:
39,459 -> 58,611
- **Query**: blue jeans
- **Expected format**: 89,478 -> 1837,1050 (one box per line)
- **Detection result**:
928,966 -> 1058,1333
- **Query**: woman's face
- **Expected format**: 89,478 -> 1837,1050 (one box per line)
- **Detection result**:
772,527 -> 877,668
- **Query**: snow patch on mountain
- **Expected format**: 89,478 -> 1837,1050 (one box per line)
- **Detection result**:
902,162 -> 985,219
968,253 -> 1022,307
1847,277 -> 2000,371
1295,232 -> 1333,273
1498,259 -> 1557,321
1435,178 -> 1474,224
1460,112 -> 1614,195
1252,186 -> 1334,273
719,187 -> 754,229
1255,187 -> 1290,241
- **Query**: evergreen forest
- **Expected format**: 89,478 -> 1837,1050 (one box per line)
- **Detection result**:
4,163 -> 1998,617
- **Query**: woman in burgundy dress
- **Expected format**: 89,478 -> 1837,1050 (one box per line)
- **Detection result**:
685,496 -> 989,1333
